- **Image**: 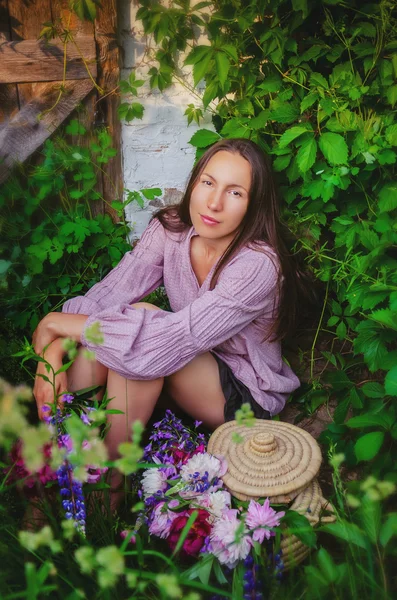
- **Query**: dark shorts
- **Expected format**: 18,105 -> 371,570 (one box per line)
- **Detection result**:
211,353 -> 271,422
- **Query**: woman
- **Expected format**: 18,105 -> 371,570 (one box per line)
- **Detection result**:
33,138 -> 305,465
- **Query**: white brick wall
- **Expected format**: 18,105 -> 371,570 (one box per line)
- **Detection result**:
119,1 -> 212,237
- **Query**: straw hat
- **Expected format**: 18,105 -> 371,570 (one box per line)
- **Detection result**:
207,419 -> 322,503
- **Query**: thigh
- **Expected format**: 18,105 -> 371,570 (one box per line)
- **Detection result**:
165,352 -> 226,430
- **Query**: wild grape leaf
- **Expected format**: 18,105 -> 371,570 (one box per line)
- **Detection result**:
385,366 -> 397,396
369,309 -> 397,332
319,132 -> 348,165
353,321 -> 388,372
215,52 -> 230,87
301,91 -> 319,112
273,154 -> 292,172
278,126 -> 309,149
297,137 -> 317,172
189,129 -> 220,148
378,183 -> 397,212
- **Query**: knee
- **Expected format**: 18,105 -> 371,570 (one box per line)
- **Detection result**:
131,302 -> 162,311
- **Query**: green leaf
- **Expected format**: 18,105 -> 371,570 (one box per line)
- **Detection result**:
301,91 -> 319,112
292,0 -> 308,18
354,431 -> 384,462
346,414 -> 390,429
378,183 -> 397,213
319,132 -> 348,165
72,0 -> 99,22
189,129 -> 220,148
336,320 -> 347,340
141,188 -> 162,200
215,52 -> 230,87
273,154 -> 292,172
222,44 -> 238,62
369,309 -> 397,332
270,103 -> 300,124
380,513 -> 397,547
385,124 -> 397,146
184,45 -> 212,66
310,72 -> 329,89
386,84 -> 397,107
361,382 -> 385,399
258,74 -> 282,93
321,521 -> 368,549
279,126 -> 310,149
385,366 -> 397,396
297,137 -> 317,172
316,548 -> 338,583
358,497 -> 381,544
193,52 -> 213,85
282,511 -> 317,548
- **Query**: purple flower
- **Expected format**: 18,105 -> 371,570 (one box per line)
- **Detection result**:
41,405 -> 51,413
194,420 -> 203,428
148,502 -> 179,539
80,413 -> 91,426
245,499 -> 285,543
61,394 -> 74,404
57,461 -> 86,536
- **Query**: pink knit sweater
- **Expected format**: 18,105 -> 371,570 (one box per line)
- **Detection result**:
62,218 -> 300,415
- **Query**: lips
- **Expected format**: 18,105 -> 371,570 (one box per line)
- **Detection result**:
200,214 -> 220,225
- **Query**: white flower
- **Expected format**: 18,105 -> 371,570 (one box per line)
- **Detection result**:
179,453 -> 225,498
192,490 -> 232,522
141,467 -> 168,498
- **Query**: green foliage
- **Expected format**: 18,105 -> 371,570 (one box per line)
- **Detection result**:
118,71 -> 145,122
136,0 -> 397,481
0,123 -> 153,335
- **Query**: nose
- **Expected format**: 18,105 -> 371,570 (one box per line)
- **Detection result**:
207,188 -> 223,212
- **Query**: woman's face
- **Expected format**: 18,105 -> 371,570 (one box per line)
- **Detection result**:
189,150 -> 251,246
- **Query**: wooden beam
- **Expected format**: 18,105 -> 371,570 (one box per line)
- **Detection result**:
0,0 -> 19,120
0,36 -> 97,83
8,0 -> 53,107
0,78 -> 94,184
94,0 -> 121,221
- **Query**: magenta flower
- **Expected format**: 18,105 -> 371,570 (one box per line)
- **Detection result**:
245,499 -> 285,543
120,530 -> 136,544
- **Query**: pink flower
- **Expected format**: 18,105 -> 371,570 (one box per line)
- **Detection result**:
4,440 -> 57,493
120,530 -> 136,544
167,509 -> 211,557
210,509 -> 252,568
149,502 -> 179,539
245,499 -> 285,543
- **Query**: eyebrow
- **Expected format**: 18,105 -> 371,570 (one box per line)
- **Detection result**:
201,172 -> 248,192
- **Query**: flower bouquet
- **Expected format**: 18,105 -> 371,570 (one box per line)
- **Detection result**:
125,410 -> 286,598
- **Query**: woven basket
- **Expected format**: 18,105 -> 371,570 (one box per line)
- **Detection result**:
208,419 -> 335,570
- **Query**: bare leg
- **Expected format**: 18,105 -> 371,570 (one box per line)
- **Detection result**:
165,352 -> 226,430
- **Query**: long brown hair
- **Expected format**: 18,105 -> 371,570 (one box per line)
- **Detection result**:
153,138 -> 315,342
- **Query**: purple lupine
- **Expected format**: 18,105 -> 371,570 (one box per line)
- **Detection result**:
57,461 -> 86,536
243,554 -> 264,600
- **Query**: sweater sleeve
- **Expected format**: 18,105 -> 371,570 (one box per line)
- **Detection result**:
62,218 -> 166,316
80,249 -> 279,380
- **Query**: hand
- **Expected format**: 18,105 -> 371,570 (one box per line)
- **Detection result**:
33,340 -> 67,420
